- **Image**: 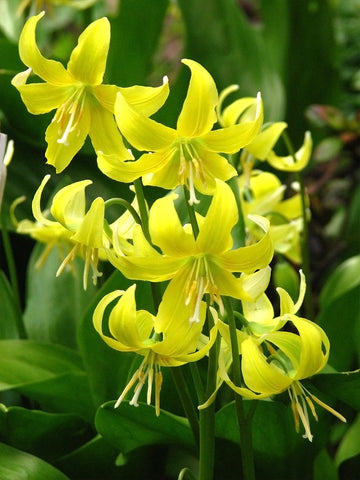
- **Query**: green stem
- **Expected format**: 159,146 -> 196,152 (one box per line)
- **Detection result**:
133,178 -> 151,242
0,207 -> 27,339
171,367 -> 199,446
104,197 -> 142,226
198,310 -> 219,480
281,132 -> 314,318
183,186 -> 199,238
224,296 -> 256,480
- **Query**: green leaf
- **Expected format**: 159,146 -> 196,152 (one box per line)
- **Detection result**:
0,339 -> 84,391
23,245 -> 98,350
216,400 -> 324,479
0,442 -> 70,480
313,448 -> 339,480
0,404 -> 92,461
319,255 -> 360,309
95,401 -> 195,455
311,370 -> 360,412
0,271 -> 20,339
335,413 -> 360,468
107,0 -> 169,86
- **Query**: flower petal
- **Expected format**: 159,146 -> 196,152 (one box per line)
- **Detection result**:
115,92 -> 176,151
18,12 -> 72,85
11,75 -> 70,114
267,131 -> 312,172
71,197 -> 105,248
119,77 -> 169,116
67,17 -> 110,85
246,122 -> 287,160
196,180 -> 237,253
50,179 -> 91,229
176,59 -> 218,137
220,215 -> 273,274
149,192 -> 196,256
202,93 -> 263,153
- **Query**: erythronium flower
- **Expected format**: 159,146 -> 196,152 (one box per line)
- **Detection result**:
239,170 -> 306,263
0,133 -> 14,211
107,179 -> 273,323
98,59 -> 263,204
93,281 -> 217,415
30,175 -> 108,289
11,12 -> 169,172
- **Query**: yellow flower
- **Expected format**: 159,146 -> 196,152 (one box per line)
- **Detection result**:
98,59 -> 263,204
239,170 -> 306,263
107,180 -> 273,323
0,133 -> 14,211
218,85 -> 312,173
93,281 -> 217,415
28,175 -> 108,289
12,12 -> 169,172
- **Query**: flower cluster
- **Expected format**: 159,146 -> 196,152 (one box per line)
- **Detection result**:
12,12 -> 345,440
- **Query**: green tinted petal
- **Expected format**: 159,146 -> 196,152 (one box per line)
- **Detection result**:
220,215 -> 273,273
196,180 -> 237,253
242,337 -> 291,394
242,292 -> 274,324
18,12 -> 72,85
149,193 -> 196,256
202,93 -> 263,153
115,92 -> 176,151
68,17 -> 109,84
194,150 -> 237,195
72,197 -> 105,248
11,75 -> 70,114
267,131 -> 312,172
51,179 -> 91,229
246,122 -> 287,160
120,77 -> 169,116
177,59 -> 218,137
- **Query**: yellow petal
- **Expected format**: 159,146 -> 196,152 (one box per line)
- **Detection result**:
67,17 -> 110,85
119,77 -> 169,116
202,93 -> 263,153
71,197 -> 105,248
246,122 -> 287,160
50,179 -> 91,229
115,92 -> 176,151
267,131 -> 312,172
176,59 -> 218,137
18,12 -> 73,85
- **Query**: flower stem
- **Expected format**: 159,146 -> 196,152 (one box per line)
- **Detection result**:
183,186 -> 199,238
227,176 -> 246,247
224,296 -> 256,480
133,178 -> 151,242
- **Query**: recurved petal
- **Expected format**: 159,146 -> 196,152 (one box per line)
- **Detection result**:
220,215 -> 273,274
221,96 -> 259,127
115,92 -> 176,151
149,193 -> 196,256
242,337 -> 292,394
267,131 -> 313,172
67,17 -> 110,85
202,93 -> 263,153
108,285 -> 154,348
120,77 -> 169,116
18,12 -> 73,85
71,197 -> 105,248
51,179 -> 91,229
196,180 -> 237,254
93,289 -> 139,352
246,122 -> 287,160
12,74 -> 70,114
176,59 -> 218,137
32,174 -> 58,226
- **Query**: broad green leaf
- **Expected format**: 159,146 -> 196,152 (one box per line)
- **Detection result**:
335,413 -> 360,468
0,271 -> 20,339
0,442 -> 70,480
24,245 -> 98,349
95,401 -> 195,454
0,404 -> 92,461
0,339 -> 83,391
317,286 -> 360,370
107,0 -> 169,86
311,370 -> 360,412
313,448 -> 339,480
54,435 -> 121,480
216,400 -> 325,480
319,255 -> 360,309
